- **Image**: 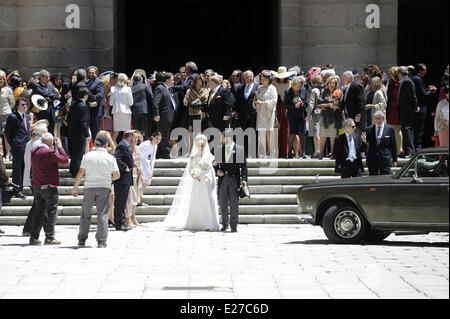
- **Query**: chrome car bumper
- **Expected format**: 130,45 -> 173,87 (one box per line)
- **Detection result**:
297,212 -> 314,222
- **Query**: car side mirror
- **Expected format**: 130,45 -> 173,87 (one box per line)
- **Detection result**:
412,173 -> 423,184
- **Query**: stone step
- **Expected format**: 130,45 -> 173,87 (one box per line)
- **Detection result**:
56,176 -> 342,186
21,185 -> 304,196
4,194 -> 298,207
5,166 -> 404,178
3,158 -> 410,169
0,205 -> 299,216
0,214 -> 301,226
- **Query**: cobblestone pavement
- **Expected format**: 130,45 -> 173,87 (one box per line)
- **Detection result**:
0,224 -> 448,299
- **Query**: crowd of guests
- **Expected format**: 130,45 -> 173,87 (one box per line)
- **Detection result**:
0,61 -> 448,239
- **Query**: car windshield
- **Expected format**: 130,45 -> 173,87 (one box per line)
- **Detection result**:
401,153 -> 449,178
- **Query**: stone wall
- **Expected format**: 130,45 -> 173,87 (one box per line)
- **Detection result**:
280,0 -> 398,75
0,0 -> 19,70
0,0 -> 114,79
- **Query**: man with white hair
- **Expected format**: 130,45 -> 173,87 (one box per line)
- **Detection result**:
362,111 -> 398,175
21,122 -> 48,237
341,71 -> 366,132
320,69 -> 335,83
29,132 -> 69,245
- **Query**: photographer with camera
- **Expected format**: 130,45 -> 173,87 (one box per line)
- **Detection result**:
29,133 -> 69,245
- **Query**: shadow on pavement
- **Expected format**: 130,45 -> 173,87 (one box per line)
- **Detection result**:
0,235 -> 24,238
0,243 -> 31,247
285,239 -> 449,248
57,246 -> 94,250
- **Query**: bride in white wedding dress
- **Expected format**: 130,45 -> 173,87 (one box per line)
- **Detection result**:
163,134 -> 220,231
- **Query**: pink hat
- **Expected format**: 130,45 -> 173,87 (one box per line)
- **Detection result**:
306,67 -> 321,81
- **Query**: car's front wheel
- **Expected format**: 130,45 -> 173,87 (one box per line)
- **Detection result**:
322,205 -> 368,244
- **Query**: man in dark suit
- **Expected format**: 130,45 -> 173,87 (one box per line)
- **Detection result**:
171,61 -> 199,94
333,118 -> 367,178
152,72 -> 178,159
86,66 -> 105,141
411,63 -> 438,151
341,71 -> 366,132
397,66 -> 419,158
131,74 -> 154,139
5,97 -> 31,190
66,87 -> 91,178
214,132 -> 248,233
113,131 -> 134,231
33,70 -> 60,135
235,70 -> 259,130
205,76 -> 233,132
363,111 -> 398,176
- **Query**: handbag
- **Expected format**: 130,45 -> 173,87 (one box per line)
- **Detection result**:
1,186 -> 13,204
274,115 -> 280,129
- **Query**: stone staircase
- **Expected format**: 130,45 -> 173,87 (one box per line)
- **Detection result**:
1,158 -> 408,225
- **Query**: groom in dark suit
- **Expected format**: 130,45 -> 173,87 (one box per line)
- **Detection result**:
153,72 -> 178,159
214,132 -> 248,232
113,131 -> 135,231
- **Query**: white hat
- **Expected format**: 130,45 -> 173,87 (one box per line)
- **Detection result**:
271,66 -> 296,79
31,94 -> 48,111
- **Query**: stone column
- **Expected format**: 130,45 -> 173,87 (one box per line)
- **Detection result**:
280,0 -> 302,68
16,0 -> 114,79
0,0 -> 19,70
377,0 -> 398,73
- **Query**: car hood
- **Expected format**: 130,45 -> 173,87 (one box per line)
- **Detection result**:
299,175 -> 395,191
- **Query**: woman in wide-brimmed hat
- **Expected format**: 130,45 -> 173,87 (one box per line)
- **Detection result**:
272,66 -> 295,159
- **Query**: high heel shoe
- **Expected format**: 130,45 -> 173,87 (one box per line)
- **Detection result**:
108,220 -> 116,228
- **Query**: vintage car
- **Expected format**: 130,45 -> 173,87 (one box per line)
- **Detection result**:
297,147 -> 449,244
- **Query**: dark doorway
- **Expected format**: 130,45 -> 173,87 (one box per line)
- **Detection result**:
398,0 -> 449,85
398,0 -> 449,148
115,0 -> 279,77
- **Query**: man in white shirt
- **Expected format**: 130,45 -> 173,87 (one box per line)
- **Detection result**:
72,136 -> 120,248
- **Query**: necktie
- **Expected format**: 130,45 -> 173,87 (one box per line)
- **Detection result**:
245,85 -> 251,100
226,146 -> 233,162
23,114 -> 27,131
377,126 -> 382,145
208,91 -> 215,105
348,135 -> 356,162
169,91 -> 176,110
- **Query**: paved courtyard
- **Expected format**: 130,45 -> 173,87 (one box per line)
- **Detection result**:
0,223 -> 448,299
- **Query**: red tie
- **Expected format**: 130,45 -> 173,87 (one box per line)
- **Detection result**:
23,115 -> 27,131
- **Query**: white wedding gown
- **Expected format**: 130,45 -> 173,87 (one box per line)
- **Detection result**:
163,135 -> 220,231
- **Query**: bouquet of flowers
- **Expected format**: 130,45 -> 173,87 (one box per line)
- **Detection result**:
325,89 -> 342,110
190,166 -> 202,180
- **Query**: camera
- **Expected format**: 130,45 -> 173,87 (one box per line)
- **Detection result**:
11,183 -> 26,200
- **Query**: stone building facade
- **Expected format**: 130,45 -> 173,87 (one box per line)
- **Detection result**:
1,0 -> 397,78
